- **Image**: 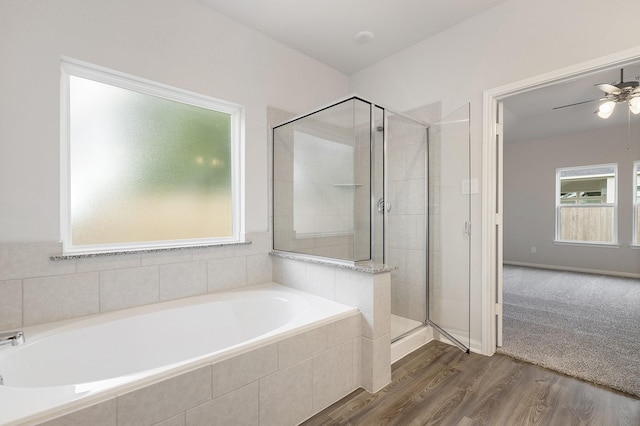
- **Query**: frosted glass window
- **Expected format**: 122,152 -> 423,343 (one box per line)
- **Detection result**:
62,61 -> 242,252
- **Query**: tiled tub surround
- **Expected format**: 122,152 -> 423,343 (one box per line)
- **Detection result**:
0,284 -> 361,425
272,254 -> 392,392
0,234 -> 393,424
0,232 -> 272,330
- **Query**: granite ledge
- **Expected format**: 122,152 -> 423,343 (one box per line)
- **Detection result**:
270,251 -> 395,274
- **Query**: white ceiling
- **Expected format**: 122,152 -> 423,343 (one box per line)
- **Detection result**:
197,0 -> 509,75
504,64 -> 640,143
197,0 -> 640,142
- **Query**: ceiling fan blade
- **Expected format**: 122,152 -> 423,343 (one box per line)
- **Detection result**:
552,98 -> 601,110
595,83 -> 621,94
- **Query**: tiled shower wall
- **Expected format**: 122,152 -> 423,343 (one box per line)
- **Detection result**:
271,105 -> 372,262
272,119 -> 357,260
0,232 -> 272,331
386,114 -> 428,323
385,104 -> 442,325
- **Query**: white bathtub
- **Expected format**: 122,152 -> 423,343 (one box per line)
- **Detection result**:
0,283 -> 358,425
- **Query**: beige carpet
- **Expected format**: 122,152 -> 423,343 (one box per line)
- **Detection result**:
498,265 -> 640,398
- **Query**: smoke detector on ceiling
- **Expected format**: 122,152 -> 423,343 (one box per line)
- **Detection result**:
354,31 -> 375,45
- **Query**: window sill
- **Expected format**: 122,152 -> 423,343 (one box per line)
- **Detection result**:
553,240 -> 620,249
51,241 -> 251,261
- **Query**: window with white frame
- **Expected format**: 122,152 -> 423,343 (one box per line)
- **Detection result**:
556,164 -> 617,244
61,59 -> 244,253
634,161 -> 640,245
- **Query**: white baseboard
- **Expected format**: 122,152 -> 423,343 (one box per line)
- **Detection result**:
503,261 -> 640,279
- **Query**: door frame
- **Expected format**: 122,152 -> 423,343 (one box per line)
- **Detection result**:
481,46 -> 640,356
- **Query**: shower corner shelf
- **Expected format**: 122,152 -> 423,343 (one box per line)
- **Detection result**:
333,183 -> 364,187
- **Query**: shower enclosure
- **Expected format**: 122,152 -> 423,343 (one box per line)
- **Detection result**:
272,96 -> 471,352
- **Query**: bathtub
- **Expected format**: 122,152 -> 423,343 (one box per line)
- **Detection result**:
0,283 -> 358,425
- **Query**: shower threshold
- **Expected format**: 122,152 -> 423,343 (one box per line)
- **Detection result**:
390,315 -> 433,364
391,314 -> 423,341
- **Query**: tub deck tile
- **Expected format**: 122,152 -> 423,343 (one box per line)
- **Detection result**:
211,343 -> 278,399
186,382 -> 258,426
278,327 -> 327,370
312,341 -> 355,413
39,398 -> 117,426
117,366 -> 212,426
259,359 -> 314,426
152,413 -> 185,426
326,313 -> 360,349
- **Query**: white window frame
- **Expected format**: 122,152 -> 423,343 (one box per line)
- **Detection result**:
60,57 -> 245,254
555,163 -> 618,246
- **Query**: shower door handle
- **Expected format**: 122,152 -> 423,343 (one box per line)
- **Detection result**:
377,198 -> 391,213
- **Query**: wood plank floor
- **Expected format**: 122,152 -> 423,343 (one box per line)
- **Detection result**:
303,341 -> 640,425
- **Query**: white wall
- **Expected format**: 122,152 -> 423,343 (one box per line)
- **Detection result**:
0,0 -> 348,242
349,0 -> 640,349
504,123 -> 640,276
6,0 -> 640,352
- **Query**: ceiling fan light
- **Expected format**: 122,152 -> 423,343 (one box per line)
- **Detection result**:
596,101 -> 616,119
629,97 -> 640,115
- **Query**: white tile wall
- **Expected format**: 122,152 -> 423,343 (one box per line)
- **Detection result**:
406,142 -> 427,180
396,282 -> 427,323
304,262 -> 337,300
100,266 -> 160,313
186,382 -> 259,426
361,334 -> 391,392
278,327 -> 326,370
39,399 -> 117,426
312,341 -> 354,412
352,337 -> 362,388
273,256 -> 392,393
271,256 -> 305,289
335,268 -> 374,312
153,414 -> 185,426
117,367 -> 212,426
0,279 -> 22,330
76,254 -> 141,273
260,359 -> 314,426
24,272 -> 100,325
2,233 -> 383,425
0,233 -> 274,330
384,108 -> 430,326
141,250 -> 194,266
210,343 -> 278,398
159,261 -> 207,301
207,256 -> 247,291
0,242 -> 76,281
246,253 -> 273,286
326,314 -> 360,348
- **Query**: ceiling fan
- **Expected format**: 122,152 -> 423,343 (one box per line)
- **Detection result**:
553,68 -> 640,118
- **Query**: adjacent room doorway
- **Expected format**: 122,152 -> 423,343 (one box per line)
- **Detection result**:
482,47 -> 640,355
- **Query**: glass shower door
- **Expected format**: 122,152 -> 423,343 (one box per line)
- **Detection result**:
428,104 -> 471,352
382,111 -> 429,341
